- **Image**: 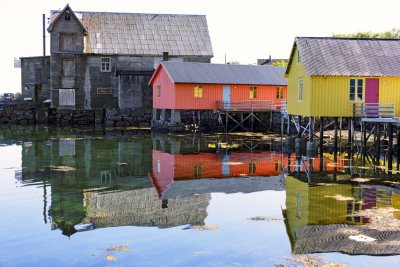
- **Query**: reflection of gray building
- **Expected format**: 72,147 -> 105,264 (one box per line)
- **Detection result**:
85,188 -> 210,228
161,176 -> 285,199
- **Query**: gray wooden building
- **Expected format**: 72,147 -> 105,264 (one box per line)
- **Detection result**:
21,4 -> 213,113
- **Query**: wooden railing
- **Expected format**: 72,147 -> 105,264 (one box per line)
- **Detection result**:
216,100 -> 284,111
353,103 -> 395,119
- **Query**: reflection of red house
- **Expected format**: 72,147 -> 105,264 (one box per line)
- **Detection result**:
150,150 -> 347,196
150,150 -> 283,195
149,62 -> 287,110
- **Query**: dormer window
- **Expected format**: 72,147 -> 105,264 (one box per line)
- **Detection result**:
65,10 -> 71,20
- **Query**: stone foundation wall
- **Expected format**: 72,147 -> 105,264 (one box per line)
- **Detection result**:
0,104 -> 152,128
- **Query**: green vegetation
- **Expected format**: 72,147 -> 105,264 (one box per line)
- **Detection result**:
227,60 -> 240,65
333,28 -> 400,38
272,60 -> 288,67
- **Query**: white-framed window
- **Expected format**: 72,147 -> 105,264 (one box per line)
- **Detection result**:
156,85 -> 161,97
59,89 -> 75,107
101,57 -> 111,72
276,87 -> 283,99
249,86 -> 257,99
297,49 -> 301,64
298,78 -> 303,101
194,85 -> 203,98
349,78 -> 363,101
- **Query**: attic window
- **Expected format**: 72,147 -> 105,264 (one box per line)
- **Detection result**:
65,11 -> 71,20
297,50 -> 301,64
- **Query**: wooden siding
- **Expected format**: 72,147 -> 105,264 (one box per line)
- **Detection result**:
152,65 -> 176,109
174,84 -> 221,110
286,47 -> 311,116
230,85 -> 287,104
50,10 -> 84,54
305,76 -> 400,117
379,77 -> 400,117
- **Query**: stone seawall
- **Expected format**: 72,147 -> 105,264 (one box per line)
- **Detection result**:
0,103 -> 152,127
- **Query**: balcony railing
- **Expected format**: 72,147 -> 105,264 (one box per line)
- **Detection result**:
353,103 -> 395,119
216,100 -> 284,112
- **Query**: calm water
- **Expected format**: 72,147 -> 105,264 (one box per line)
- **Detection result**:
1,126 -> 400,267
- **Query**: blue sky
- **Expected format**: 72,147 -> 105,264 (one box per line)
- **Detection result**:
1,0 -> 400,93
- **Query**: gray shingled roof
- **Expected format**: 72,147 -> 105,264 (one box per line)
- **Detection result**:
161,61 -> 287,85
50,8 -> 213,57
294,37 -> 400,76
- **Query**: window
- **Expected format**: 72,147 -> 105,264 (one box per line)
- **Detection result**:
97,88 -> 112,95
249,162 -> 256,175
194,85 -> 203,98
349,78 -> 363,101
61,59 -> 75,77
194,165 -> 202,178
276,87 -> 283,99
249,86 -> 257,99
59,89 -> 75,107
59,33 -> 75,52
156,85 -> 161,97
297,50 -> 301,64
101,57 -> 111,72
298,78 -> 303,101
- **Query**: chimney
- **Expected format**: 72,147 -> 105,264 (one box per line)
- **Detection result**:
163,52 -> 169,61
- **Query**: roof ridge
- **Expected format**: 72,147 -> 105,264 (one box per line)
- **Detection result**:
296,36 -> 400,41
50,10 -> 205,17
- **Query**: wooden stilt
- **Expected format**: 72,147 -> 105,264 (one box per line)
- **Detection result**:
376,124 -> 381,166
309,117 -> 314,142
363,122 -> 367,164
298,116 -> 302,138
397,127 -> 400,171
388,123 -> 393,172
334,117 -> 338,162
319,117 -> 324,172
287,115 -> 292,137
347,117 -> 352,145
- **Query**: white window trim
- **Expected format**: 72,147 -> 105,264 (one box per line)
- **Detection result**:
297,50 -> 301,64
100,57 -> 111,72
298,78 -> 303,102
349,78 -> 364,102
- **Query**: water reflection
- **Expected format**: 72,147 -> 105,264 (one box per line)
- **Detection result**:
4,125 -> 400,260
283,150 -> 400,255
7,127 -> 285,237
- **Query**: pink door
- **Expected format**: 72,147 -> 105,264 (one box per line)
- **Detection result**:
365,78 -> 379,104
365,78 -> 379,115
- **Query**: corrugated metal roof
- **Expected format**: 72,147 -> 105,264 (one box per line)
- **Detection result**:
161,62 -> 287,85
296,37 -> 400,76
50,8 -> 213,57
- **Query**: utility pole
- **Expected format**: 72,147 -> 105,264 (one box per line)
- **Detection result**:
42,14 -> 46,56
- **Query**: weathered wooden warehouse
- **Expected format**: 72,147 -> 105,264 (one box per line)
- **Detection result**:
21,4 -> 213,119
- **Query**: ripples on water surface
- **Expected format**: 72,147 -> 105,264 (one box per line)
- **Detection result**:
1,126 -> 400,266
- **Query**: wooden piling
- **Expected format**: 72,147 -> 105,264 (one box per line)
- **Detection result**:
388,123 -> 393,172
297,116 -> 302,138
334,117 -> 338,161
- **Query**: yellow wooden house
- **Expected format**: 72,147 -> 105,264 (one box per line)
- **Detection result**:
285,37 -> 400,117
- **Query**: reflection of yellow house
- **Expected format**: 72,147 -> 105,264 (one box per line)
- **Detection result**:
284,176 -> 361,247
284,176 -> 400,255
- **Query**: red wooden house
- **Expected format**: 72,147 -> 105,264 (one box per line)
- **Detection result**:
149,61 -> 287,131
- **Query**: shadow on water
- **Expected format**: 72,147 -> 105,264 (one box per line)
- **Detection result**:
3,125 -> 400,258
